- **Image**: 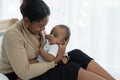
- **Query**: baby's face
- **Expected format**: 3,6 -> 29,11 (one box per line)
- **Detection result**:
48,26 -> 66,45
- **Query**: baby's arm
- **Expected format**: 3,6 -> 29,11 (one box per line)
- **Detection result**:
39,48 -> 55,62
29,59 -> 39,64
39,44 -> 65,62
61,55 -> 69,64
39,37 -> 69,63
57,39 -> 70,64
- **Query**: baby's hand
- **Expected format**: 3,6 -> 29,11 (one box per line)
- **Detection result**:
45,34 -> 50,39
29,59 -> 38,64
61,56 -> 68,64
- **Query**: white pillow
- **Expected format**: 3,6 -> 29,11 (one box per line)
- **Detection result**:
0,73 -> 9,80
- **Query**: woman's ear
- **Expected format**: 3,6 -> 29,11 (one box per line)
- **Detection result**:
23,17 -> 30,28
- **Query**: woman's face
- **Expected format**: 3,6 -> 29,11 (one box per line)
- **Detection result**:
25,16 -> 49,35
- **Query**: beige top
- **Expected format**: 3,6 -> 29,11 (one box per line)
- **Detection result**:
0,20 -> 55,80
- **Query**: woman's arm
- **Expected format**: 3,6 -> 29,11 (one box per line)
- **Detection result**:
4,31 -> 56,80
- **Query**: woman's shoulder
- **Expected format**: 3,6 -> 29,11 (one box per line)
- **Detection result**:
3,28 -> 23,43
4,27 -> 21,38
4,21 -> 23,37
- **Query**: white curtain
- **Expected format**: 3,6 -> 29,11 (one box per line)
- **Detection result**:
0,0 -> 120,79
0,0 -> 21,19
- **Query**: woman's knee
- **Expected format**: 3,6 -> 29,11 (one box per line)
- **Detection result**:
68,49 -> 83,57
69,49 -> 82,53
68,49 -> 93,69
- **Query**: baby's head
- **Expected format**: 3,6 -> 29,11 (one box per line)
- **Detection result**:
48,24 -> 71,44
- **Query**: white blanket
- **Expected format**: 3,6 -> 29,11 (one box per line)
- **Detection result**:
0,73 -> 9,80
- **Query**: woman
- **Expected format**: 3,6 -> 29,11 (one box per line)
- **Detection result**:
0,0 -> 115,80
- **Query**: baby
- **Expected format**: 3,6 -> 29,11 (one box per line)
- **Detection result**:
37,24 -> 71,64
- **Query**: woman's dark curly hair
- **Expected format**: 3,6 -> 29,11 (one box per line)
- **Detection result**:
20,0 -> 50,22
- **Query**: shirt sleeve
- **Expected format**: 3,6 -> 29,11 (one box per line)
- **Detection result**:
3,31 -> 55,80
47,44 -> 58,57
